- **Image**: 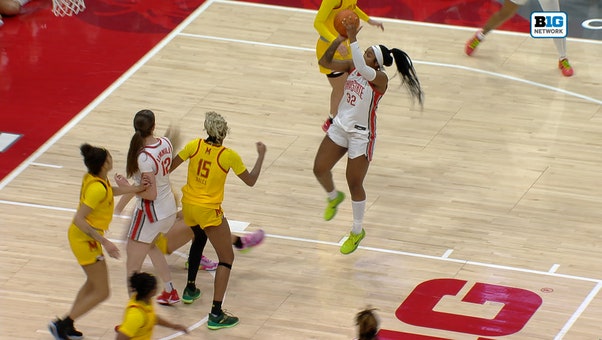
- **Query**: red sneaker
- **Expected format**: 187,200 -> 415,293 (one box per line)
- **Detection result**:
558,58 -> 574,77
465,30 -> 483,56
156,289 -> 180,305
321,117 -> 333,132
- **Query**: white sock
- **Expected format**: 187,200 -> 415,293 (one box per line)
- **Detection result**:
477,30 -> 486,40
553,38 -> 567,60
327,189 -> 339,201
351,200 -> 365,235
165,281 -> 174,293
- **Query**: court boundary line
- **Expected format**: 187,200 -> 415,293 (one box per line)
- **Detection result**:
1,198 -> 600,283
178,32 -> 602,105
2,197 -> 600,339
220,0 -> 602,44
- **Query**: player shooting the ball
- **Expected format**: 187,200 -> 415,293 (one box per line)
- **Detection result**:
313,18 -> 424,255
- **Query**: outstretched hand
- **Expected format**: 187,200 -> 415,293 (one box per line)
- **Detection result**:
368,18 -> 384,31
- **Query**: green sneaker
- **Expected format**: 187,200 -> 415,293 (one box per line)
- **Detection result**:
207,311 -> 239,330
340,229 -> 365,254
182,287 -> 201,304
324,191 -> 345,221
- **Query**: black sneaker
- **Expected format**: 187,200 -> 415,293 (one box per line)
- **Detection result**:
62,317 -> 84,340
48,318 -> 67,340
65,326 -> 83,340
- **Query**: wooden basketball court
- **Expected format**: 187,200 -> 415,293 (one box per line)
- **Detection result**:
1,0 -> 601,339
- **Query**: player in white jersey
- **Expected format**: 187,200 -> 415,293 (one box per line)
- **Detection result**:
119,109 -> 181,305
314,22 -> 423,255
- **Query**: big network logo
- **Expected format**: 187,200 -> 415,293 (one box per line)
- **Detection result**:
531,11 -> 568,38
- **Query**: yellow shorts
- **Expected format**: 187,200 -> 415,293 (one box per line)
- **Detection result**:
316,37 -> 351,74
182,203 -> 223,229
68,224 -> 105,266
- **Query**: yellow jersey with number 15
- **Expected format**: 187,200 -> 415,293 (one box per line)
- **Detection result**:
178,139 -> 246,209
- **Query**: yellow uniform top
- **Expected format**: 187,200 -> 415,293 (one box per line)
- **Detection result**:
70,173 -> 114,231
178,139 -> 246,209
314,0 -> 370,43
118,296 -> 156,340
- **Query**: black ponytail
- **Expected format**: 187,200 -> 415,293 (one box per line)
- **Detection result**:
379,45 -> 424,108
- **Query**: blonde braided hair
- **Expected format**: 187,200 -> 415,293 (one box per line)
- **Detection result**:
204,111 -> 229,144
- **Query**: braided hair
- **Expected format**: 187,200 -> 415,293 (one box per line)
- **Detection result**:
377,45 -> 424,108
204,111 -> 229,145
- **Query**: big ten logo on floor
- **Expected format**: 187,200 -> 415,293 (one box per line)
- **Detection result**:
531,11 -> 567,38
378,278 -> 543,339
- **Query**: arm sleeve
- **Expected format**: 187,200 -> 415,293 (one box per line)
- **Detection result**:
313,0 -> 339,43
354,6 -> 369,22
350,42 -> 376,81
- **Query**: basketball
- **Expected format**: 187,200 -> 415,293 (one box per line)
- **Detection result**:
334,9 -> 359,37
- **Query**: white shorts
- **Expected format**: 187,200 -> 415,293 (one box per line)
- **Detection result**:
510,0 -> 528,6
128,210 -> 176,243
327,121 -> 375,161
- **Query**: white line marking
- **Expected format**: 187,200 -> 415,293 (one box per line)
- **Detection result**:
442,249 -> 454,258
217,0 -> 602,44
549,263 -> 561,273
0,0 -> 217,192
179,33 -> 601,105
554,281 -> 602,340
0,132 -> 22,152
2,197 -> 601,284
30,162 -> 63,169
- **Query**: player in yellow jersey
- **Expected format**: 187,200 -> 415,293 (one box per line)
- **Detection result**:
49,144 -> 149,340
169,111 -> 267,330
116,272 -> 187,340
314,0 -> 383,132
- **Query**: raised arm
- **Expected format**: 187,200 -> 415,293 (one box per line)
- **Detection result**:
237,142 -> 267,187
319,35 -> 353,74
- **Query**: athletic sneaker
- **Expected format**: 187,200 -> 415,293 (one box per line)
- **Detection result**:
340,229 -> 365,255
558,58 -> 574,77
324,191 -> 345,221
48,319 -> 67,340
182,286 -> 201,304
238,229 -> 265,253
465,30 -> 483,56
321,117 -> 333,132
156,289 -> 181,305
49,318 -> 82,340
207,311 -> 239,330
185,255 -> 218,271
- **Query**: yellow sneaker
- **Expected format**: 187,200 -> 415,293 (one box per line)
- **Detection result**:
340,229 -> 365,255
324,191 -> 345,221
